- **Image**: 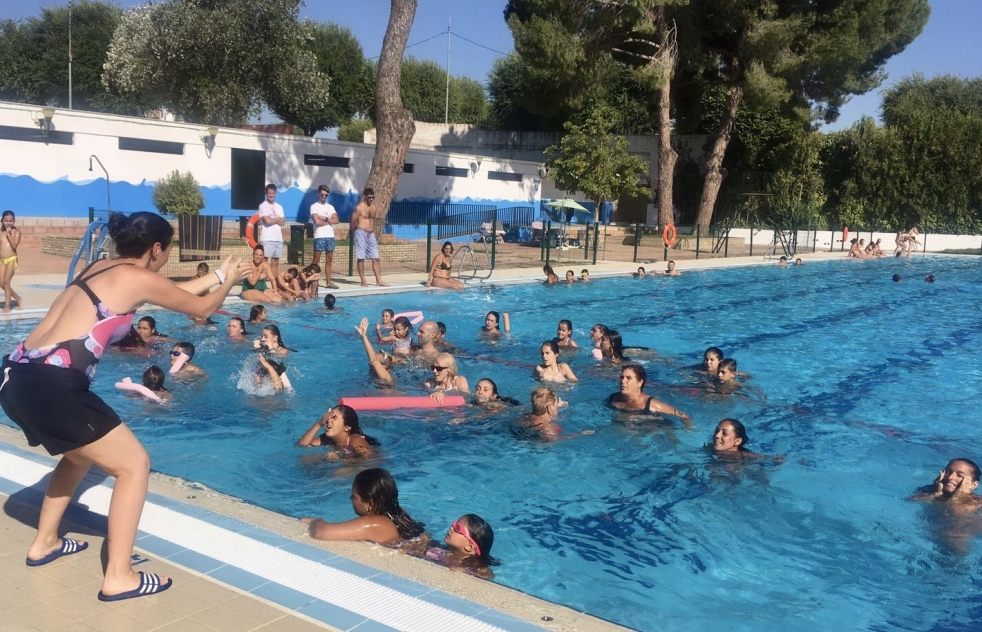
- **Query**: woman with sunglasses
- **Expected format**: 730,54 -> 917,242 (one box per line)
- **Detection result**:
425,241 -> 465,290
426,353 -> 470,399
302,468 -> 427,547
424,514 -> 497,579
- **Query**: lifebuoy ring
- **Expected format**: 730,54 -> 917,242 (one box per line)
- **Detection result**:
842,226 -> 849,243
245,213 -> 260,249
662,223 -> 678,247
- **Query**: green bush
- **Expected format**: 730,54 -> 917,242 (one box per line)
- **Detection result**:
152,170 -> 205,216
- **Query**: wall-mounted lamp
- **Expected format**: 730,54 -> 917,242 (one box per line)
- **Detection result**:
470,156 -> 483,174
34,107 -> 55,134
536,165 -> 549,179
533,179 -> 540,194
200,125 -> 218,155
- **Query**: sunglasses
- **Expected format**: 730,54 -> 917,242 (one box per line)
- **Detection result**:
451,520 -> 481,557
431,365 -> 447,372
170,350 -> 183,357
366,195 -> 375,200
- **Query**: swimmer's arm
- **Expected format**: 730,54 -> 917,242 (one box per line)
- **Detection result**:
567,338 -> 579,348
356,318 -> 393,382
561,363 -> 578,382
297,418 -> 327,447
347,435 -> 373,457
302,516 -> 397,543
131,258 -> 250,318
647,397 -> 692,425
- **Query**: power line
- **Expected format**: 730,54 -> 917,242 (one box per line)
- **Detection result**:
368,31 -> 445,60
451,32 -> 509,57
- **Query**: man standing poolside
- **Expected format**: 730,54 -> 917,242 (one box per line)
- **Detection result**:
258,184 -> 286,281
911,458 -> 982,513
310,185 -> 339,289
350,187 -> 388,287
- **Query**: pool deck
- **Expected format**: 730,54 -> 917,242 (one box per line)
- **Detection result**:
0,252 -> 846,632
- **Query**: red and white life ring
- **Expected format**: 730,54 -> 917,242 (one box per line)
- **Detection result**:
662,223 -> 678,247
245,213 -> 260,249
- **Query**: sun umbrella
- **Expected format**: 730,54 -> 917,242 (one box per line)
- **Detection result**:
541,199 -> 593,224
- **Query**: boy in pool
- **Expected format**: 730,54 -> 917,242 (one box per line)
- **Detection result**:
715,358 -> 741,394
911,459 -> 982,514
525,387 -> 563,440
580,269 -> 590,282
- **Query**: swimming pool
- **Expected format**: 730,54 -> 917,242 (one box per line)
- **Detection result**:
3,256 -> 982,631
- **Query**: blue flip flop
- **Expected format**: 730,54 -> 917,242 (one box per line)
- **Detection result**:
97,572 -> 173,602
25,537 -> 89,567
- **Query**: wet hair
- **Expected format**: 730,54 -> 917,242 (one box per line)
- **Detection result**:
108,211 -> 174,258
484,311 -> 500,330
637,267 -> 645,274
138,316 -> 161,336
718,418 -> 750,451
892,274 -> 901,282
303,263 -> 321,275
925,274 -> 936,283
392,316 -> 414,336
351,468 -> 425,540
460,514 -> 497,567
606,330 -> 624,359
249,304 -> 267,323
581,269 -> 589,275
142,365 -> 167,392
174,341 -> 195,360
719,358 -> 738,373
110,326 -> 148,349
229,317 -> 249,336
262,324 -> 293,350
258,358 -> 286,377
324,294 -> 336,309
1,210 -> 14,227
375,349 -> 394,371
558,319 -> 573,333
543,264 -> 555,275
333,404 -> 380,446
541,339 -> 560,355
196,262 -> 209,274
266,183 -> 277,192
950,458 -> 981,483
286,267 -> 299,279
476,378 -> 520,406
592,323 -> 608,337
703,347 -> 724,362
437,322 -> 447,337
531,386 -> 558,414
382,309 -> 394,319
622,364 -> 646,389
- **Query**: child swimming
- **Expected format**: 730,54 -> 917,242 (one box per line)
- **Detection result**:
534,340 -> 578,382
377,315 -> 413,356
424,514 -> 497,579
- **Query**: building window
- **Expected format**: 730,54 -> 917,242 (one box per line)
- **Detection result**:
118,137 -> 184,155
435,166 -> 468,178
0,125 -> 73,145
488,171 -> 523,182
231,148 -> 266,210
304,155 -> 350,168
402,163 -> 415,173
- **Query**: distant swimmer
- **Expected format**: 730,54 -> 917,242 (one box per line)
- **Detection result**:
653,260 -> 681,276
910,458 -> 982,514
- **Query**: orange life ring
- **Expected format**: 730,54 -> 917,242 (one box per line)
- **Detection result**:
662,223 -> 678,247
842,226 -> 849,243
245,213 -> 260,249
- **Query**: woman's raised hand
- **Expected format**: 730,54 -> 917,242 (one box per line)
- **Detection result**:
219,256 -> 251,283
355,317 -> 370,338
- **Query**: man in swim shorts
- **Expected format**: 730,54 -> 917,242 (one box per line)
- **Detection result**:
911,458 -> 982,514
350,187 -> 388,287
310,185 -> 339,289
258,184 -> 286,281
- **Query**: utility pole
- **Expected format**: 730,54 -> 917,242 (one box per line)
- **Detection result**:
68,0 -> 73,109
444,18 -> 450,124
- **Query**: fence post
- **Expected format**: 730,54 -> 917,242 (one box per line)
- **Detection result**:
88,207 -> 95,223
592,223 -> 599,265
749,227 -> 754,256
584,224 -> 591,260
633,223 -> 641,263
425,219 -> 433,273
812,230 -> 817,253
490,209 -> 497,269
724,230 -> 729,258
695,225 -> 701,260
545,220 -> 552,265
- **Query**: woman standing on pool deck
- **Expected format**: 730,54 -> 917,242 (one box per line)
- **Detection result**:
0,209 -> 22,311
607,365 -> 691,424
0,211 -> 248,601
426,241 -> 466,290
303,468 -> 427,546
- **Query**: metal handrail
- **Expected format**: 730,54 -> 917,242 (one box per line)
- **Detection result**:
66,220 -> 111,286
452,239 -> 494,282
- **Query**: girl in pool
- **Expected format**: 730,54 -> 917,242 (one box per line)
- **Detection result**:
141,365 -> 172,402
425,241 -> 465,290
565,270 -> 576,283
136,316 -> 168,344
480,311 -> 509,337
355,317 -> 394,384
543,264 -> 559,284
593,329 -> 626,362
699,347 -> 724,376
426,353 -> 470,394
376,315 -> 413,357
555,319 -> 579,348
302,468 -> 428,547
226,317 -> 249,340
0,211 -> 248,601
0,209 -> 22,312
297,404 -> 378,458
253,324 -> 292,356
425,514 -> 497,579
241,245 -> 282,303
248,304 -> 267,325
534,340 -> 578,382
606,365 -> 691,425
377,308 -> 395,336
473,378 -> 520,409
169,342 -> 205,378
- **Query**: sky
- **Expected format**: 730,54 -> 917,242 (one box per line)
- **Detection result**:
1,0 -> 978,131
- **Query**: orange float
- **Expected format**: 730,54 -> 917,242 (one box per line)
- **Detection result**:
842,226 -> 849,243
662,223 -> 678,247
245,213 -> 260,249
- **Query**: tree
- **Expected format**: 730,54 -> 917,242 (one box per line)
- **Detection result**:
338,118 -> 373,143
365,0 -> 418,224
678,0 -> 930,232
267,22 -> 374,136
153,170 -> 205,216
0,1 -> 140,114
544,104 -> 649,223
103,0 -> 328,126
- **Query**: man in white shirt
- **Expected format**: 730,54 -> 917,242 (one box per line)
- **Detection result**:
258,183 -> 286,280
309,184 -> 339,289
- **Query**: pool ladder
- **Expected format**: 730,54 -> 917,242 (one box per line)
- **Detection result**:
451,240 -> 494,283
65,220 -> 112,286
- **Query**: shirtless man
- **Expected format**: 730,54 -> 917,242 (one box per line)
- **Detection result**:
413,321 -> 441,363
654,260 -> 681,276
911,458 -> 982,514
350,187 -> 387,287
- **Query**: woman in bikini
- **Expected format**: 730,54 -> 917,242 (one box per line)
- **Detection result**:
240,245 -> 282,303
296,404 -> 378,459
425,241 -> 465,290
606,364 -> 691,425
0,210 -> 22,312
0,212 -> 248,601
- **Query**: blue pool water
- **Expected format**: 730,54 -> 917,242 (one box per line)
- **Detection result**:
3,256 -> 982,631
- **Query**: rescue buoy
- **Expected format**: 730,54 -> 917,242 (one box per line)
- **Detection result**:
245,213 -> 260,249
662,223 -> 678,247
842,226 -> 849,243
